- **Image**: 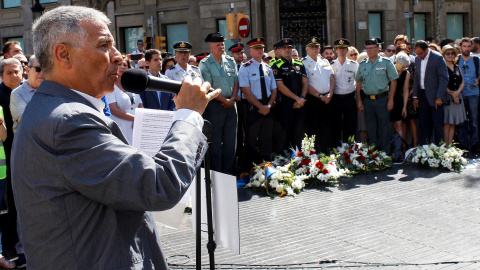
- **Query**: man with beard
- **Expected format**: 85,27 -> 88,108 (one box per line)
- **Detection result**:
321,45 -> 335,64
457,37 -> 480,152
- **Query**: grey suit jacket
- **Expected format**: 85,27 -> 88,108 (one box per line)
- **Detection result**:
413,50 -> 449,106
11,81 -> 207,270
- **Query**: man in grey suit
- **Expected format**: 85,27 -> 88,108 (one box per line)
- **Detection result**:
412,40 -> 449,145
11,6 -> 220,270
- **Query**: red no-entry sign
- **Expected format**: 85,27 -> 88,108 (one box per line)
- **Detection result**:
238,18 -> 250,38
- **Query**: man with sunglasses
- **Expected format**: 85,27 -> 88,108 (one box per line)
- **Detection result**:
385,45 -> 396,58
10,55 -> 43,133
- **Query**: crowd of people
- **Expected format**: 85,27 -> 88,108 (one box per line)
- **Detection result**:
0,16 -> 480,267
107,33 -> 480,175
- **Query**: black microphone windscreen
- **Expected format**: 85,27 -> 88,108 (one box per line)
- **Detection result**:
121,69 -> 149,94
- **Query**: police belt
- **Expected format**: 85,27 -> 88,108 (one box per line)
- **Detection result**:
363,91 -> 388,100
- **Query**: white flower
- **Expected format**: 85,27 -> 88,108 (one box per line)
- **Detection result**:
276,185 -> 284,193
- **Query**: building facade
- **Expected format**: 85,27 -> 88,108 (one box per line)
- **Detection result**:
1,0 -> 479,56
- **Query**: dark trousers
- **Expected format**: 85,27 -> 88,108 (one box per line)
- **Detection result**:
418,90 -> 444,145
245,103 -> 274,168
203,100 -> 237,174
235,99 -> 247,169
305,96 -> 332,152
332,93 -> 357,147
364,95 -> 390,154
275,98 -> 305,153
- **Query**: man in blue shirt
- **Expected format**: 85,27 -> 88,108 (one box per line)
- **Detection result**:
457,37 -> 480,152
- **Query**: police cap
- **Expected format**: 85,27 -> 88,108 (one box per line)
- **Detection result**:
195,52 -> 210,62
247,37 -> 266,48
228,43 -> 244,53
334,38 -> 351,48
365,38 -> 383,46
306,37 -> 321,47
276,38 -> 294,48
173,41 -> 192,52
204,32 -> 225,43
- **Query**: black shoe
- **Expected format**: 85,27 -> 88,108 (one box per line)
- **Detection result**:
472,144 -> 480,153
16,253 -> 26,268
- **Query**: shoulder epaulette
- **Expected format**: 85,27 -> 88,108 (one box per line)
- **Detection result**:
168,65 -> 175,70
293,59 -> 304,66
191,65 -> 199,69
225,55 -> 234,61
269,59 -> 277,66
275,59 -> 285,68
243,59 -> 253,67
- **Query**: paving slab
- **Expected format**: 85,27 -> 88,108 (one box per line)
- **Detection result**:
159,157 -> 480,269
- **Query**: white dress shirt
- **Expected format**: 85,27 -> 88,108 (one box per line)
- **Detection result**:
331,58 -> 359,94
420,49 -> 431,89
302,54 -> 334,94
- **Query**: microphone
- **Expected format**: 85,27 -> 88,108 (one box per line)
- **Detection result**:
121,68 -> 214,94
121,69 -> 182,94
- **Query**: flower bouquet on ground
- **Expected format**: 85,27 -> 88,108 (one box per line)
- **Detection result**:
332,136 -> 392,174
244,135 -> 349,197
409,142 -> 467,172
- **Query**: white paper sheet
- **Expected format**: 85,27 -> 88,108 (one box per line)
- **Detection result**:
132,108 -> 186,228
132,108 -> 175,157
192,169 -> 240,254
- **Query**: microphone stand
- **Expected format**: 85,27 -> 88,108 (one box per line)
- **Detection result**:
196,120 -> 216,270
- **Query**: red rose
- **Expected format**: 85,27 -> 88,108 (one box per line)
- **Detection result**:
349,149 -> 354,154
368,149 -> 373,154
372,162 -> 377,166
372,154 -> 378,159
315,161 -> 324,169
310,151 -> 316,155
297,152 -> 302,157
343,152 -> 349,157
355,145 -> 359,150
307,169 -> 310,174
322,169 -> 329,174
360,156 -> 366,161
300,159 -> 311,166
346,158 -> 351,163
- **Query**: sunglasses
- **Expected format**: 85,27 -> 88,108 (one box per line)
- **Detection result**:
30,66 -> 41,72
386,49 -> 394,52
138,66 -> 149,69
444,52 -> 455,56
351,53 -> 358,56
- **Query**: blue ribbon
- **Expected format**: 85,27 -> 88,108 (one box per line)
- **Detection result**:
265,166 -> 277,179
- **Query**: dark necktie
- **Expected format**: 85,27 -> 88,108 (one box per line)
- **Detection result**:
237,64 -> 241,72
259,63 -> 268,102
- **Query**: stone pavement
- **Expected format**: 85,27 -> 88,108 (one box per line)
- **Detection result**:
158,156 -> 480,269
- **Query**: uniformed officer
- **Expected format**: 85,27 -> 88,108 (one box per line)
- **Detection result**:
165,41 -> 203,83
331,38 -> 359,146
302,36 -> 335,152
356,38 -> 398,154
229,42 -> 247,169
269,42 -> 282,67
199,33 -> 239,174
238,37 -> 278,167
271,38 -> 308,152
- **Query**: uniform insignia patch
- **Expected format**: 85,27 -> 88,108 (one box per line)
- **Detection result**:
296,66 -> 300,70
175,72 -> 179,76
180,42 -> 186,47
273,69 -> 278,76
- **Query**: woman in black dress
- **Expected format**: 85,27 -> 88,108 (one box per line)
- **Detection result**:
390,52 -> 410,143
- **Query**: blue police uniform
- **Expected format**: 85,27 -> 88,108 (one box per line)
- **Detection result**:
238,58 -> 277,166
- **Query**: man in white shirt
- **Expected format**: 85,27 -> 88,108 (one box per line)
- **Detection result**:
302,37 -> 335,152
331,38 -> 359,146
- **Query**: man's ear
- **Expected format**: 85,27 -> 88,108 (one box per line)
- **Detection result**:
52,44 -> 73,69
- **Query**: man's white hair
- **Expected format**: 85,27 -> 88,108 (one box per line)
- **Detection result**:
32,6 -> 111,75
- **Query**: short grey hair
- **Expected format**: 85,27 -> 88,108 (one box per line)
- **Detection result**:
32,6 -> 111,75
28,55 -> 37,67
0,58 -> 21,76
396,52 -> 411,67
